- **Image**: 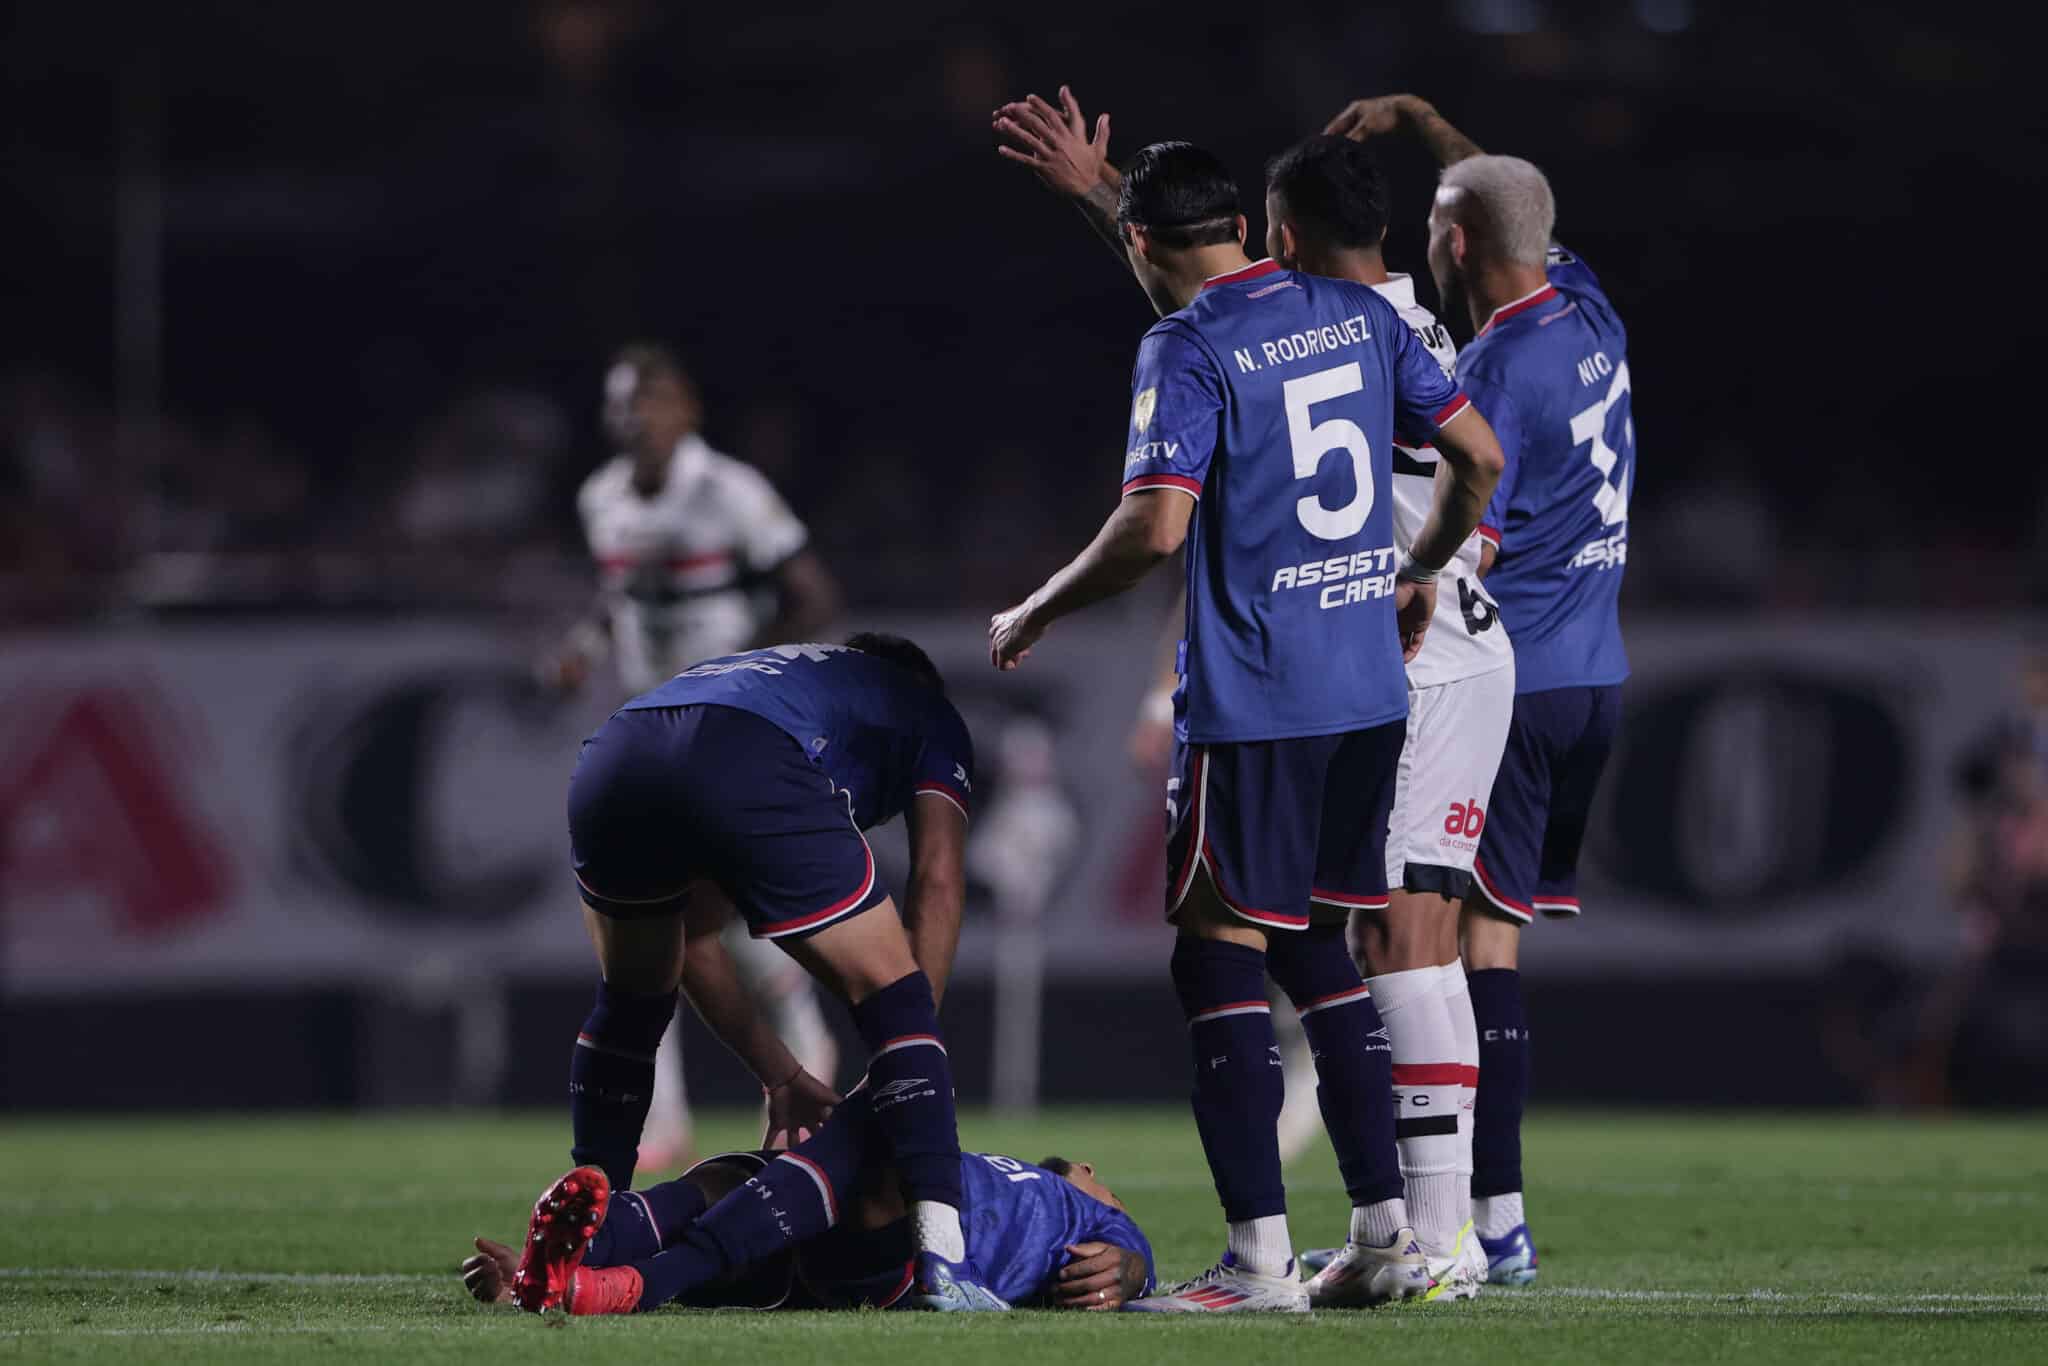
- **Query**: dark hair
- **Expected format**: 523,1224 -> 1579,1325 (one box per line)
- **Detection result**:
1038,1155 -> 1072,1177
1117,140 -> 1242,249
845,631 -> 945,694
1264,135 -> 1391,251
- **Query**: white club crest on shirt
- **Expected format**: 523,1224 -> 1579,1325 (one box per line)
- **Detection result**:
1132,387 -> 1158,434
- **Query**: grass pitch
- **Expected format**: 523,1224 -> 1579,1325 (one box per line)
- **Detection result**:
3,1107 -> 2044,1364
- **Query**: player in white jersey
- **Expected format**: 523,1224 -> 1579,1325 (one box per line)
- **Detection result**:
995,93 -> 1510,1293
553,344 -> 844,1173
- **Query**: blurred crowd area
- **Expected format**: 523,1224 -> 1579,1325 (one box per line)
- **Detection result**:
4,0 -> 2039,624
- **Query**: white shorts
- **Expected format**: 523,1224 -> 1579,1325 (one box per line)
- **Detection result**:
1384,660 -> 1515,897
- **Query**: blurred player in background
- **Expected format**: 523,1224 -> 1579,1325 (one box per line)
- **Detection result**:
551,343 -> 843,1174
1326,94 -> 1639,1284
989,138 -> 1505,1311
997,91 -> 1510,1295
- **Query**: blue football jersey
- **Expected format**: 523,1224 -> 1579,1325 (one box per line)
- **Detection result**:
1120,260 -> 1471,744
619,644 -> 973,827
1462,244 -> 1634,694
960,1153 -> 1155,1306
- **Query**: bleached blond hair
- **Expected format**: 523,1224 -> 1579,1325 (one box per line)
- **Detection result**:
1440,155 -> 1555,267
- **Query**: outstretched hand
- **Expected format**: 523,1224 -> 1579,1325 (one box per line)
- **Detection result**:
989,598 -> 1047,671
461,1236 -> 518,1305
1323,93 -> 1420,142
994,85 -> 1111,199
764,1068 -> 841,1149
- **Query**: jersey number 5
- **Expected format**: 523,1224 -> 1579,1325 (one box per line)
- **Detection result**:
1284,364 -> 1374,541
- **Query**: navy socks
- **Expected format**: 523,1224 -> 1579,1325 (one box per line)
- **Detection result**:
569,982 -> 677,1191
1170,936 -> 1286,1222
1267,924 -> 1403,1208
848,971 -> 962,1211
1468,967 -> 1529,1199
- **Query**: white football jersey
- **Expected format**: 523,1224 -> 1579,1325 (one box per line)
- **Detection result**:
1373,274 -> 1514,690
577,434 -> 809,694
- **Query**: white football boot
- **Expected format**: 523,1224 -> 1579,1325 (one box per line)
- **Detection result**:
1419,1221 -> 1486,1302
1126,1253 -> 1310,1313
1302,1228 -> 1434,1308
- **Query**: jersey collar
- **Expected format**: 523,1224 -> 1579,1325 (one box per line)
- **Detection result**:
1478,283 -> 1559,336
1373,272 -> 1418,309
1200,258 -> 1283,292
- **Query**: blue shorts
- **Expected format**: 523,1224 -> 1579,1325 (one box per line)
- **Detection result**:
1472,684 -> 1622,924
567,704 -> 889,939
1166,722 -> 1404,931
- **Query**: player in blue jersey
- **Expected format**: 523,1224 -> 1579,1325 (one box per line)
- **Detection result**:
1326,94 -> 1638,1285
466,1086 -> 1154,1315
988,139 -> 1506,1311
546,632 -> 1005,1312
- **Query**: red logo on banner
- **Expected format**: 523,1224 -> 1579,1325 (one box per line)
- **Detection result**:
0,687 -> 231,933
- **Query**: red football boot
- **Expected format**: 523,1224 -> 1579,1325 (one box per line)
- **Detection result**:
510,1166 -> 611,1314
566,1264 -> 645,1316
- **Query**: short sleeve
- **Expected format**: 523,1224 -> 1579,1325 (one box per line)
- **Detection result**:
1460,371 -> 1525,549
1120,325 -> 1223,500
1387,310 -> 1472,443
727,463 -> 809,572
912,705 -> 975,821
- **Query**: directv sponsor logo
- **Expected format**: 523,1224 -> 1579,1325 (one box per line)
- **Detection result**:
1125,440 -> 1181,470
1270,545 -> 1399,610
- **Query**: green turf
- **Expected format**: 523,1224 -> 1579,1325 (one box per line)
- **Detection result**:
3,1108 -> 2045,1363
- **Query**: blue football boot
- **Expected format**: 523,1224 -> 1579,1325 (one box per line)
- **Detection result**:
1477,1223 -> 1539,1286
908,1251 -> 1011,1311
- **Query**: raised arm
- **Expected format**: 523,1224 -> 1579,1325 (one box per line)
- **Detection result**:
1324,93 -> 1484,169
994,87 -> 1150,294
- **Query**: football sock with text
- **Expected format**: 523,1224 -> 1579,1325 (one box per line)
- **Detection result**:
1365,964 -> 1467,1256
849,970 -> 966,1261
1468,966 -> 1529,1233
569,981 -> 679,1191
1170,934 -> 1291,1276
1265,923 -> 1406,1245
1440,959 -> 1481,1241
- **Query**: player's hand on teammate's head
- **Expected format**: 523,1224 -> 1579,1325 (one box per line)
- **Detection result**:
993,84 -> 1110,199
461,1236 -> 518,1304
989,600 -> 1047,671
1054,1242 -> 1138,1310
1395,578 -> 1436,663
763,1068 -> 841,1150
1323,93 -> 1420,143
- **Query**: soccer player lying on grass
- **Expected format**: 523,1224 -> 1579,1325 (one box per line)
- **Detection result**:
461,1085 -> 1155,1315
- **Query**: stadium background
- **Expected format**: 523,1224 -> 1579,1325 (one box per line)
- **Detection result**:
4,0 -> 2044,1120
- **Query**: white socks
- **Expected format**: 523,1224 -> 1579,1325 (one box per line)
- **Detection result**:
1227,1214 -> 1295,1278
914,1200 -> 966,1262
1366,964 -> 1463,1255
1474,1191 -> 1525,1239
1350,1198 -> 1409,1249
1439,959 -> 1480,1239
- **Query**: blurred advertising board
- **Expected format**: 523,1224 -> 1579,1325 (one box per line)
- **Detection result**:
0,608 -> 2030,993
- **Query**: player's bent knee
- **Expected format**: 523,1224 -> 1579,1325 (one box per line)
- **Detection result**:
1356,889 -> 1456,974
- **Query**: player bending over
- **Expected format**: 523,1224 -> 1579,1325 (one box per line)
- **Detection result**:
465,1086 -> 1153,1315
1321,94 -> 1640,1285
997,89 -> 1511,1298
988,137 -> 1504,1311
560,632 -> 1004,1309
553,343 -> 844,1175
